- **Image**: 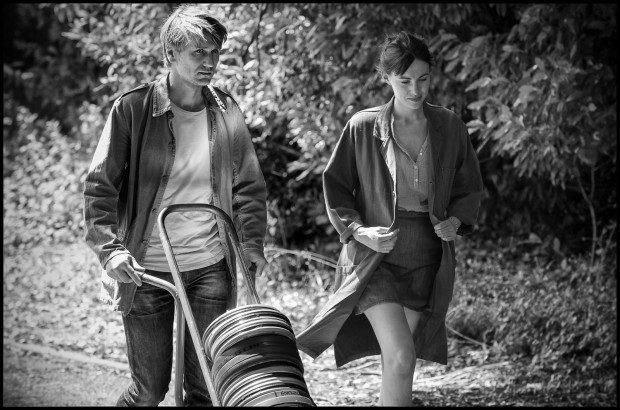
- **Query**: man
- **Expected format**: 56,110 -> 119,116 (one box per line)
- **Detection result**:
83,4 -> 267,406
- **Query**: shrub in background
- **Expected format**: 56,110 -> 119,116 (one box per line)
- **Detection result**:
4,3 -> 616,261
3,94 -> 90,252
449,238 -> 617,372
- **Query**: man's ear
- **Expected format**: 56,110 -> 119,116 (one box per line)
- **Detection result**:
166,46 -> 176,63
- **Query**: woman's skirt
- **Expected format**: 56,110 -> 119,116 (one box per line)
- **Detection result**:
355,209 -> 443,314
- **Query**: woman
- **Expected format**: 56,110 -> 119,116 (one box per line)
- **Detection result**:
297,31 -> 483,406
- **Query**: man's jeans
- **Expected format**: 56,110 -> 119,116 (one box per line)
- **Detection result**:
116,259 -> 229,407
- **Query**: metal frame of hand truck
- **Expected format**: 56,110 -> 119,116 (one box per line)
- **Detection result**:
139,204 -> 261,406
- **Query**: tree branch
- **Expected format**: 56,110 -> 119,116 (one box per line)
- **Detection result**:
241,4 -> 268,63
575,162 -> 598,267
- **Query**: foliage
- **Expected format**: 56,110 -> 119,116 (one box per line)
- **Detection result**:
3,3 -> 103,138
434,3 -> 617,259
3,94 -> 89,252
3,3 -> 617,261
449,237 -> 617,374
58,3 -> 169,103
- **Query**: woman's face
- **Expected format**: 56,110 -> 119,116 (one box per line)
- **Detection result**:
386,58 -> 430,111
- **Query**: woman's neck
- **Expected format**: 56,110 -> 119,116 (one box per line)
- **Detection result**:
392,99 -> 426,123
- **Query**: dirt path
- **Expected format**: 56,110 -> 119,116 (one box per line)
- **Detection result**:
3,343 -> 154,407
2,337 -> 502,407
0,337 -> 527,407
3,243 -> 615,407
3,336 -> 615,407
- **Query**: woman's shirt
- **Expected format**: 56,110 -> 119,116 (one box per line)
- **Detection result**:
391,115 -> 430,212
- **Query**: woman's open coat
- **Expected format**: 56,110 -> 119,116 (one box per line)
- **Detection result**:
296,98 -> 483,367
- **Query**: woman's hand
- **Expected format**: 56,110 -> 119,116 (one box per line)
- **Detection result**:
433,216 -> 461,242
353,226 -> 399,253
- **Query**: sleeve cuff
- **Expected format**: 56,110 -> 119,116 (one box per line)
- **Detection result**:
241,242 -> 264,254
102,250 -> 131,270
340,221 -> 363,244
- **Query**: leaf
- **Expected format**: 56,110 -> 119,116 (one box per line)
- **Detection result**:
553,237 -> 561,252
502,44 -> 520,54
466,119 -> 486,130
569,44 -> 577,59
499,105 -> 512,121
528,233 -> 542,244
516,85 -> 539,105
468,101 -> 488,113
534,57 -> 545,71
531,71 -> 547,83
342,44 -> 356,60
445,58 -> 460,73
334,15 -> 348,33
444,45 -> 461,61
465,77 -> 492,92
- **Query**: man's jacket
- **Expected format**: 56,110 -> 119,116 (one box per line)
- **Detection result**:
83,74 -> 267,314
296,97 -> 483,366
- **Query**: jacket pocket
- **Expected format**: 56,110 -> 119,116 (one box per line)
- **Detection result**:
338,240 -> 366,267
334,241 -> 360,290
333,240 -> 375,290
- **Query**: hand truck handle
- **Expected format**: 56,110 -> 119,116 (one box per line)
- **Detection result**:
157,203 -> 261,305
138,273 -> 187,406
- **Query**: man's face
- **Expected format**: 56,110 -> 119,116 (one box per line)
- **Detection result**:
169,36 -> 220,87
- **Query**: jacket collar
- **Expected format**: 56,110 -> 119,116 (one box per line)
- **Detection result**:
373,96 -> 394,143
152,73 -> 228,117
373,96 -> 443,142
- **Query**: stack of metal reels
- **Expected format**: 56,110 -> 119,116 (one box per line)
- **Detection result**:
202,304 -> 316,406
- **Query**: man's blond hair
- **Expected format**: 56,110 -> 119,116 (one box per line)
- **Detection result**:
159,4 -> 228,68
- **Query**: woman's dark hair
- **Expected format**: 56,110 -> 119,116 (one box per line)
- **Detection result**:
376,31 -> 434,78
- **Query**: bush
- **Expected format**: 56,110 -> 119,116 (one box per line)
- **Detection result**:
5,3 -> 615,255
3,94 -> 91,252
449,237 -> 617,371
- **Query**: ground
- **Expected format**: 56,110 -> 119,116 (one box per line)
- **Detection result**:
4,330 -> 613,407
0,338 -> 531,407
3,242 -> 616,407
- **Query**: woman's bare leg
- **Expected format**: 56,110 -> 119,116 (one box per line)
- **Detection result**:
404,308 -> 423,402
404,308 -> 423,335
365,303 -> 416,406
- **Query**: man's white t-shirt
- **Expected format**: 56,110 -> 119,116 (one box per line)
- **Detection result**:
143,102 -> 223,271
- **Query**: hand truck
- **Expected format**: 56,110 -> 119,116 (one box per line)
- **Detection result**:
141,204 -> 316,407
139,204 -> 261,406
